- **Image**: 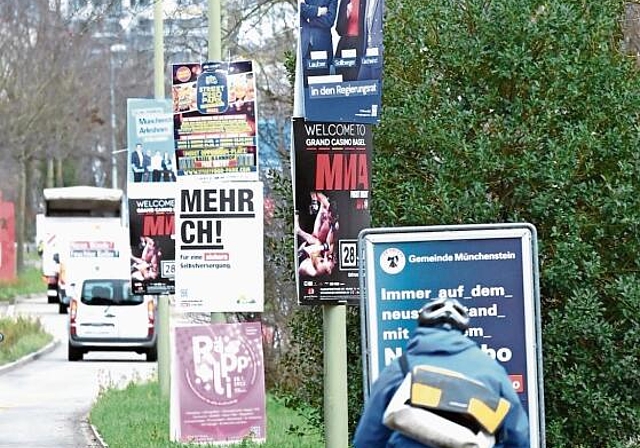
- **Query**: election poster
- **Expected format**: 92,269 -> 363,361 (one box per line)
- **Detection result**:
126,98 -> 176,295
299,0 -> 384,123
358,224 -> 544,448
174,176 -> 264,312
0,199 -> 16,281
126,98 -> 176,185
170,322 -> 266,445
172,60 -> 258,180
293,118 -> 372,304
128,189 -> 176,295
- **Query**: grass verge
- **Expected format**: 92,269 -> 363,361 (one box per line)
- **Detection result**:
0,259 -> 46,302
0,316 -> 53,365
90,381 -> 324,448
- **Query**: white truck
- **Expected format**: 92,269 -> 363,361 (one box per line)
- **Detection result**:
39,186 -> 126,313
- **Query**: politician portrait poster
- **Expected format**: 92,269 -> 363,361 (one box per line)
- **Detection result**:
299,0 -> 384,123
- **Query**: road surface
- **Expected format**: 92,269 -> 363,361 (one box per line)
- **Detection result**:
0,295 -> 156,448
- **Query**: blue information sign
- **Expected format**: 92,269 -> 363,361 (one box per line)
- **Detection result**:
358,224 -> 544,448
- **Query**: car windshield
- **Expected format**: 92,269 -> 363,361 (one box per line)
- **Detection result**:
81,279 -> 143,306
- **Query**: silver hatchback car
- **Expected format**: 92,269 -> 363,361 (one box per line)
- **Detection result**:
68,278 -> 157,362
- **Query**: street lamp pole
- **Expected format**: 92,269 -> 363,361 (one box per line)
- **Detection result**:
109,52 -> 117,189
109,44 -> 126,190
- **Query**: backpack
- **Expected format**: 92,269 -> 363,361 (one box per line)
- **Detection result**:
382,354 -> 511,448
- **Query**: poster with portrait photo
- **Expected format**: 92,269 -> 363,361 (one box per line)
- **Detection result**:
298,0 -> 384,124
126,98 -> 177,184
128,188 -> 175,295
292,118 -> 372,305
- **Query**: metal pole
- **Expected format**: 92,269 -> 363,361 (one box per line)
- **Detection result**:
208,0 -> 225,325
153,0 -> 171,399
323,304 -> 349,448
208,0 -> 221,61
109,51 -> 117,189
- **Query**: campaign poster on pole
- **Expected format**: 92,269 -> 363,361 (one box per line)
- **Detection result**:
298,0 -> 384,123
358,224 -> 544,448
0,199 -> 16,281
126,98 -> 176,295
172,60 -> 258,180
170,322 -> 266,445
174,176 -> 264,312
127,98 -> 177,185
292,118 -> 372,304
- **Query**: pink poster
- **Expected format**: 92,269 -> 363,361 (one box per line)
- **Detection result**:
171,322 -> 266,445
0,200 -> 16,281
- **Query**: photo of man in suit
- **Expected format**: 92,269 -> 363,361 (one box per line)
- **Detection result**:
131,143 -> 146,183
300,0 -> 339,79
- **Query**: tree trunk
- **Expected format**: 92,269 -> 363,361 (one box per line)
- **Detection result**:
46,158 -> 54,188
15,158 -> 26,274
55,157 -> 64,187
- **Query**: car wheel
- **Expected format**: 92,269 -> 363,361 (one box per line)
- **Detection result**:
68,343 -> 83,361
146,345 -> 158,362
47,295 -> 56,304
58,302 -> 68,314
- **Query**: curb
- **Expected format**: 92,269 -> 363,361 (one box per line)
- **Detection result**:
0,339 -> 60,375
88,422 -> 109,448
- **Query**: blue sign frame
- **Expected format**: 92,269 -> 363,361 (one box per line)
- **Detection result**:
358,223 -> 545,448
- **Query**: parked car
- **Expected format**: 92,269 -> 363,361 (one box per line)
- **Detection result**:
68,277 -> 157,362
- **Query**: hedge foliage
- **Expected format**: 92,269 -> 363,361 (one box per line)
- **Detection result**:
276,1 -> 640,447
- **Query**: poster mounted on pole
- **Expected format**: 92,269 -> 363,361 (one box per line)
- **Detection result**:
174,176 -> 264,313
358,223 -> 544,448
292,118 -> 372,305
298,0 -> 384,123
126,98 -> 176,295
172,60 -> 258,180
170,322 -> 267,445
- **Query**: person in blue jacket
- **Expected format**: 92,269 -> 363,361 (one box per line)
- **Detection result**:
353,297 -> 530,448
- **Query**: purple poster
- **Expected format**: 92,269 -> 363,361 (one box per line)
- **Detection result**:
170,322 -> 266,445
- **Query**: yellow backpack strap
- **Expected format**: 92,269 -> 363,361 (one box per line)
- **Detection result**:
410,365 -> 511,434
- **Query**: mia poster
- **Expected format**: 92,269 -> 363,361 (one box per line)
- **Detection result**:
292,117 -> 372,305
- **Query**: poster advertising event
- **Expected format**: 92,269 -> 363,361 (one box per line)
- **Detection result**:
293,118 -> 372,305
172,60 -> 258,180
128,190 -> 175,295
359,224 -> 544,448
170,322 -> 266,445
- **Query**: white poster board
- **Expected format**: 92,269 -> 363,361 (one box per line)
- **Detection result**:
175,177 -> 264,312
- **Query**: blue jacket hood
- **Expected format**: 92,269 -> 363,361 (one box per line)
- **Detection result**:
405,325 -> 477,356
